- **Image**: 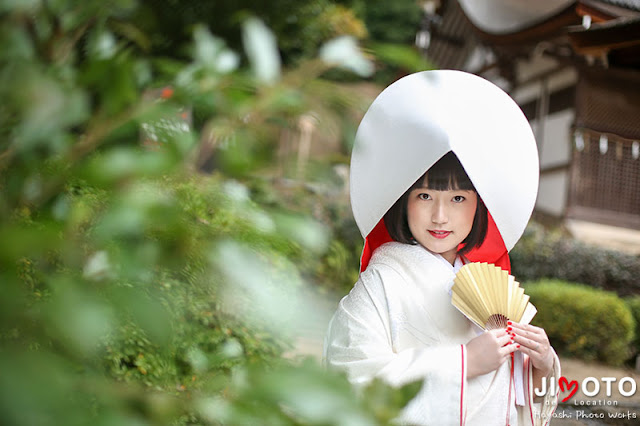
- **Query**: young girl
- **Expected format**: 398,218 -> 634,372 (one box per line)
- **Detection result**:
324,70 -> 560,425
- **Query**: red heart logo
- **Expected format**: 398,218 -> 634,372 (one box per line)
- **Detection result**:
559,376 -> 578,402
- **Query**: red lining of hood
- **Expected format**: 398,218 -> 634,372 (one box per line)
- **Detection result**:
359,211 -> 511,273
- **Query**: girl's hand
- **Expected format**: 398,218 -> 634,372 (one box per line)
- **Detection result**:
508,321 -> 554,377
466,329 -> 518,379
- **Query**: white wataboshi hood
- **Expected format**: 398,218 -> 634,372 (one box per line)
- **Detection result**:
350,70 -> 539,270
457,0 -> 575,35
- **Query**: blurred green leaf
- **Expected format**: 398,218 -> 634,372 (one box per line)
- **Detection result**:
320,36 -> 374,77
213,240 -> 305,334
370,42 -> 433,73
196,396 -> 232,424
362,378 -> 423,422
242,17 -> 281,85
193,24 -> 239,74
0,351 -> 80,426
10,68 -> 89,153
0,26 -> 36,60
273,212 -> 331,254
87,28 -> 118,60
0,0 -> 41,13
81,147 -> 178,186
0,222 -> 63,262
108,285 -> 173,346
47,278 -> 117,356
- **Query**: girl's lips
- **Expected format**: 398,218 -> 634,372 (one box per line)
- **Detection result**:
429,230 -> 451,239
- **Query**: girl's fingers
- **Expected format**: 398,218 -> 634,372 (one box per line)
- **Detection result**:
518,342 -> 553,373
507,322 -> 555,375
508,322 -> 548,348
496,332 -> 512,347
508,321 -> 542,338
515,342 -> 536,359
500,340 -> 519,357
511,333 -> 540,351
509,323 -> 550,348
491,329 -> 518,349
513,338 -> 541,364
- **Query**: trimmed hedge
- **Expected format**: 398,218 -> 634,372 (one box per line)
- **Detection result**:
512,222 -> 640,297
525,280 -> 634,366
624,296 -> 640,361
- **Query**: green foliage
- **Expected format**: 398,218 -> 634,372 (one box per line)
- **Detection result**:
367,42 -> 434,86
338,0 -> 425,84
190,359 -> 421,425
0,1 -> 415,424
246,173 -> 363,295
315,210 -> 363,293
369,42 -> 433,73
276,1 -> 368,63
525,280 -> 634,366
135,0 -> 368,65
319,239 -> 361,292
350,0 -> 422,44
624,296 -> 640,361
511,222 -> 640,296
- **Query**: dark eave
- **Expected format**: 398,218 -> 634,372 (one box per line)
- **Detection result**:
567,16 -> 640,54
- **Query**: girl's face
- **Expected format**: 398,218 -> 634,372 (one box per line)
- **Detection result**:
406,185 -> 478,265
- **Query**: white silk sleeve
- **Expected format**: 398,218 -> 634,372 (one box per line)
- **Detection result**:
324,269 -> 466,425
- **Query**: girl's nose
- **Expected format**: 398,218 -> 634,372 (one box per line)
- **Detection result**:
431,201 -> 448,224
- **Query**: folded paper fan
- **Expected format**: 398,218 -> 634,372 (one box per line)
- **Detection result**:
452,262 -> 537,330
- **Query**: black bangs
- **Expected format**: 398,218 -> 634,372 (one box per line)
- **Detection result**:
414,151 -> 475,191
384,150 -> 488,251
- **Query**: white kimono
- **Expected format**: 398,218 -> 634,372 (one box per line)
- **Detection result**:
324,242 -> 560,425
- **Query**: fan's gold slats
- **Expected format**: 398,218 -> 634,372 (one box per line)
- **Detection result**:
479,263 -> 498,316
489,265 -> 501,315
514,292 -> 530,322
512,285 -> 527,321
454,266 -> 487,320
451,262 -> 536,330
454,266 -> 492,320
451,283 -> 488,324
508,280 -> 523,320
494,266 -> 510,318
451,293 -> 486,329
498,268 -> 510,317
506,275 -> 515,319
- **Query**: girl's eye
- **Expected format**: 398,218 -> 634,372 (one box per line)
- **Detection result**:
452,195 -> 465,203
418,193 -> 431,201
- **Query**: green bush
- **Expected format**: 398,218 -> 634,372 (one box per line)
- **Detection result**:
96,176 -> 302,387
525,280 -> 634,366
512,222 -> 640,296
624,296 -> 640,361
